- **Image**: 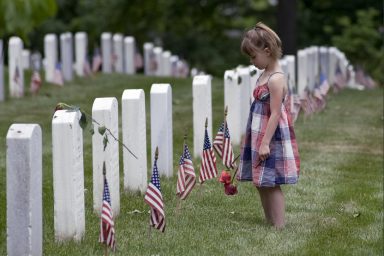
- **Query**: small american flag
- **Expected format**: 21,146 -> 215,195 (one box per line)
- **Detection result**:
83,58 -> 92,77
213,121 -> 235,169
177,143 -> 196,200
333,63 -> 346,91
198,128 -> 217,183
52,63 -> 64,86
99,176 -> 116,251
291,94 -> 301,123
144,157 -> 166,232
135,51 -> 143,69
30,70 -> 42,95
92,49 -> 102,73
13,65 -> 20,85
319,72 -> 330,96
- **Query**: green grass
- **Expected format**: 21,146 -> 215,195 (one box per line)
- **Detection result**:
0,72 -> 383,255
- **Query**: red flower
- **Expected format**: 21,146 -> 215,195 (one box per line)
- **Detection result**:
219,170 -> 231,184
253,85 -> 270,101
224,183 -> 238,195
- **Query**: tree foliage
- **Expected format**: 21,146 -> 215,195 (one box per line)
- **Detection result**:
332,8 -> 383,84
1,0 -> 382,82
0,0 -> 57,42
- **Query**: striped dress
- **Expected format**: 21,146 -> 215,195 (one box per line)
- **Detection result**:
238,72 -> 300,187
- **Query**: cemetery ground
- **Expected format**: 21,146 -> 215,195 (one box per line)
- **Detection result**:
0,72 -> 383,255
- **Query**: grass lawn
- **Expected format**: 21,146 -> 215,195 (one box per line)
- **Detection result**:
0,72 -> 383,255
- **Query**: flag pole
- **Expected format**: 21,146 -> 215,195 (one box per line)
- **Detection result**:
223,106 -> 228,149
176,131 -> 187,213
104,244 -> 108,256
102,162 -> 108,256
198,118 -> 209,197
148,147 -> 159,239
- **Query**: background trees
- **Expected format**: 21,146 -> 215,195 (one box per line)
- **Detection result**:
0,0 -> 382,83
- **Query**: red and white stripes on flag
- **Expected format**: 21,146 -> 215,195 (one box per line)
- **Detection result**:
30,71 -> 42,94
199,128 -> 217,183
92,52 -> 102,73
83,58 -> 92,77
99,176 -> 116,251
213,121 -> 235,169
52,63 -> 64,86
177,143 -> 196,200
144,158 -> 166,232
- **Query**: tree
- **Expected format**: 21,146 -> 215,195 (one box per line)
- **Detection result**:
0,0 -> 57,45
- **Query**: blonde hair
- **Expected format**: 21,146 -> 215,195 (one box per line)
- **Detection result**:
241,22 -> 282,60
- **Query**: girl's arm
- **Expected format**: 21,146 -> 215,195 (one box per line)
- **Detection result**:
259,74 -> 285,161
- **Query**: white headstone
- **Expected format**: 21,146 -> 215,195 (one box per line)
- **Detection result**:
22,49 -> 30,69
0,39 -> 4,101
122,89 -> 147,192
347,64 -> 356,88
75,32 -> 88,77
309,46 -> 319,91
150,84 -> 173,177
44,34 -> 58,83
113,33 -> 124,73
101,32 -> 112,73
8,37 -> 24,98
162,51 -> 171,77
153,47 -> 163,76
7,124 -> 42,256
52,110 -> 85,241
224,70 -> 241,145
143,42 -> 154,75
170,55 -> 179,77
92,97 -> 120,216
31,52 -> 42,71
124,36 -> 135,74
297,49 -> 308,96
237,67 -> 252,136
192,75 -> 212,158
319,47 -> 329,78
328,47 -> 337,86
60,32 -> 74,81
284,55 -> 296,92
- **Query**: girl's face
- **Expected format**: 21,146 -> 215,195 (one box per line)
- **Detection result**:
249,47 -> 270,70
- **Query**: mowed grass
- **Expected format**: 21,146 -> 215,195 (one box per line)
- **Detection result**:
0,72 -> 382,255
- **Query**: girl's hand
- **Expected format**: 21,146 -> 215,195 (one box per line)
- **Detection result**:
259,142 -> 270,161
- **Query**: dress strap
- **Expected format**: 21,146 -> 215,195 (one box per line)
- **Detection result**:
266,71 -> 284,84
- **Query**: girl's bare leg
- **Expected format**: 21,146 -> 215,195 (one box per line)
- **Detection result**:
257,186 -> 285,229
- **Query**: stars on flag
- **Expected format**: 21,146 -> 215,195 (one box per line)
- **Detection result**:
213,121 -> 235,169
144,152 -> 166,232
99,174 -> 116,251
177,143 -> 196,200
198,127 -> 217,184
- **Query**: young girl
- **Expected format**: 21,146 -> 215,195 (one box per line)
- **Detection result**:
237,22 -> 300,229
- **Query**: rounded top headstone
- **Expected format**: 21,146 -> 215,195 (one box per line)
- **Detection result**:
150,83 -> 171,94
92,97 -> 118,111
101,32 -> 112,40
7,124 -> 41,139
193,75 -> 211,85
75,32 -> 87,39
52,109 -> 81,124
143,42 -> 154,49
122,89 -> 144,100
113,34 -> 123,41
124,36 -> 135,43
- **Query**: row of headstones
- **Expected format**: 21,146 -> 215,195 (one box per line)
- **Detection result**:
296,46 -> 353,94
0,32 -> 192,100
222,46 -> 355,142
6,75 -> 213,255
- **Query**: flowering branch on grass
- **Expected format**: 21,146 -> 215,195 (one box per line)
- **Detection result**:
54,102 -> 137,158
